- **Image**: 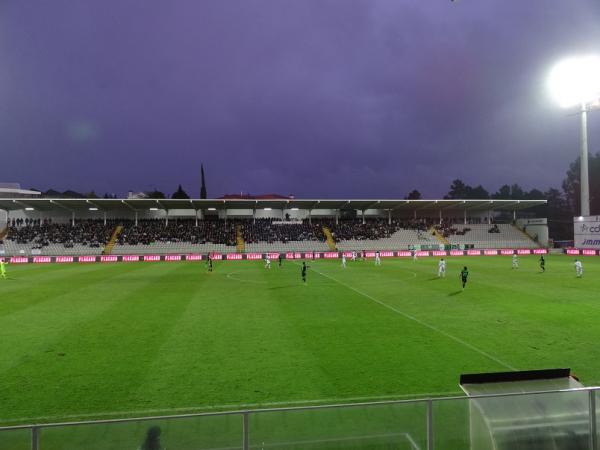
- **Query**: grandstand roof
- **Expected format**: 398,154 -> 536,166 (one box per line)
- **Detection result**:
0,198 -> 546,212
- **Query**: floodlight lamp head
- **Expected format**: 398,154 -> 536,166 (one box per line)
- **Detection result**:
548,55 -> 600,108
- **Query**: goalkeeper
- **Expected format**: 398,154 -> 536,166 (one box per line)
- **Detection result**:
0,259 -> 8,279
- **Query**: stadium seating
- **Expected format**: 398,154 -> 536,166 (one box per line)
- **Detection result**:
445,224 -> 538,249
2,220 -> 113,256
0,217 -> 539,256
335,228 -> 439,251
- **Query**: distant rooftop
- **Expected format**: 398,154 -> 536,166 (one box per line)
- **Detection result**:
0,182 -> 22,189
219,193 -> 295,200
0,183 -> 41,198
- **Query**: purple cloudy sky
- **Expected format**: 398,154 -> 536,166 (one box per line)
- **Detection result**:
1,0 -> 600,199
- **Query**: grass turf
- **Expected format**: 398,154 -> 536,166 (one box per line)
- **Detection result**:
0,254 -> 599,428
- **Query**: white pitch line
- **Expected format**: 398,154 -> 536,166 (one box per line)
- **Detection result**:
0,391 -> 461,424
310,266 -> 518,371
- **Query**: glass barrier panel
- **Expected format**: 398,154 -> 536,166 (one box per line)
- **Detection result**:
435,390 -> 591,450
432,396 -> 470,450
0,428 -> 31,450
37,413 -> 243,450
249,401 -> 427,450
593,390 -> 600,450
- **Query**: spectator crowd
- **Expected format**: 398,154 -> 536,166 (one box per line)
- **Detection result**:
2,216 -> 505,249
5,219 -> 114,249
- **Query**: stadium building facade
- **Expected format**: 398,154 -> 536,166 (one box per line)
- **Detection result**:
0,198 -> 548,260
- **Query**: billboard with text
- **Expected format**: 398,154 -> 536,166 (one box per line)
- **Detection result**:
574,216 -> 600,248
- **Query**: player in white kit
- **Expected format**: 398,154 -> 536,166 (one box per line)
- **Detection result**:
413,250 -> 417,262
375,251 -> 381,266
352,251 -> 357,262
341,254 -> 347,268
512,254 -> 518,269
574,259 -> 583,278
437,258 -> 446,277
264,255 -> 271,269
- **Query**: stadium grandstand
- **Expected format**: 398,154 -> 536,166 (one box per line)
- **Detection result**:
0,197 -> 546,257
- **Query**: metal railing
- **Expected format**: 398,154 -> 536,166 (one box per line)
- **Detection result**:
1,387 -> 599,450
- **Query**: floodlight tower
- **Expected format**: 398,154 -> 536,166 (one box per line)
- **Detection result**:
548,55 -> 600,217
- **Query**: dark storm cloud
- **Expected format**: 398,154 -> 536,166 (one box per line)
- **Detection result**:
1,0 -> 600,198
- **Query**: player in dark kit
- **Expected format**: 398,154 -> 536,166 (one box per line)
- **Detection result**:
301,261 -> 310,284
207,255 -> 213,272
539,255 -> 545,272
278,254 -> 283,267
460,266 -> 469,290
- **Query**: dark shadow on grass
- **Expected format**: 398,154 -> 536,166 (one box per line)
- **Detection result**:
448,290 -> 463,296
427,277 -> 439,281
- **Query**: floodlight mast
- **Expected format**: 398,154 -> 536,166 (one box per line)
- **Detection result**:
548,55 -> 600,217
580,102 -> 590,216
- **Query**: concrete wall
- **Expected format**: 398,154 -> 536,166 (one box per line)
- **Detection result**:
517,218 -> 548,246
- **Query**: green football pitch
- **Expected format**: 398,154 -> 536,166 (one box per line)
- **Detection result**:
0,255 -> 599,426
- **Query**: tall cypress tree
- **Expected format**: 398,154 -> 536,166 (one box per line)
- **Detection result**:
200,164 -> 207,199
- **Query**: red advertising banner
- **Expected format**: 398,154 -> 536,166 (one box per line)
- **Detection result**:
10,257 -> 28,264
582,249 -> 596,256
0,249 -> 562,264
566,249 -> 580,255
56,256 -> 74,263
33,256 -> 51,263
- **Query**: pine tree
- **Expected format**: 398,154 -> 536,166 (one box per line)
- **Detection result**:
200,164 -> 207,199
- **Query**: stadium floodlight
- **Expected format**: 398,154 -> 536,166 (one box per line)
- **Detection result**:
25,207 -> 34,211
208,207 -> 216,211
290,208 -> 299,211
149,207 -> 159,211
264,207 -> 272,211
88,207 -> 98,211
548,55 -> 600,217
548,56 -> 600,107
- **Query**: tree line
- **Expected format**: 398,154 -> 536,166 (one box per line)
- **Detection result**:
405,154 -> 600,240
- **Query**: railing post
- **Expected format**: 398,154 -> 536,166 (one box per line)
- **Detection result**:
31,426 -> 39,450
427,399 -> 433,450
590,390 -> 597,450
243,412 -> 249,450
